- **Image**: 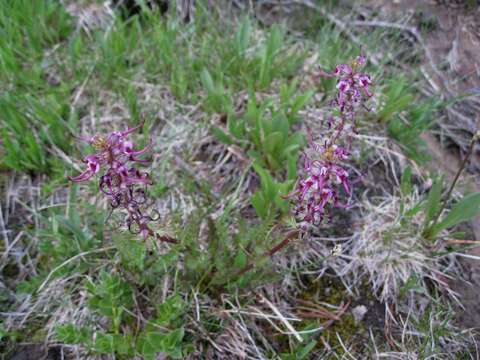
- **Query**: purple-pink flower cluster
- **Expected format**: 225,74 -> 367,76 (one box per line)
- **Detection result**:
289,143 -> 351,227
333,55 -> 372,121
69,123 -> 175,243
287,55 -> 373,229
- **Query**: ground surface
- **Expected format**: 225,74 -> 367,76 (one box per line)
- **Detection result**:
1,1 -> 480,359
361,0 -> 480,333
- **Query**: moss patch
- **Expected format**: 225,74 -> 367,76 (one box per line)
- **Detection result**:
295,275 -> 384,355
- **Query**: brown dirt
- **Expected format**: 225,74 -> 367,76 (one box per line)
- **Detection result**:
7,344 -> 61,360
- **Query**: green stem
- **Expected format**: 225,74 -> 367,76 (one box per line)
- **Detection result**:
429,131 -> 479,232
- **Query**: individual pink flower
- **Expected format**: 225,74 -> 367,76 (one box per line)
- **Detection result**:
334,64 -> 352,76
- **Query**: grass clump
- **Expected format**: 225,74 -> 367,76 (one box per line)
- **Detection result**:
0,1 -> 75,174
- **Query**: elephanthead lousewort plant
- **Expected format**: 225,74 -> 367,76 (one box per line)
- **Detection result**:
287,55 -> 373,229
69,122 -> 176,243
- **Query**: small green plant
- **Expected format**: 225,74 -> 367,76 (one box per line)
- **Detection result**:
348,156 -> 480,304
178,206 -> 284,289
11,185 -> 106,295
397,152 -> 480,244
387,100 -> 437,162
56,271 -> 136,357
86,272 -> 133,334
251,161 -> 295,219
377,75 -> 415,122
56,273 -> 187,359
376,75 -> 439,162
212,83 -> 312,173
199,68 -> 233,114
255,25 -> 287,89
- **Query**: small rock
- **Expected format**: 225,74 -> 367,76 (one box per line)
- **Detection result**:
351,305 -> 368,324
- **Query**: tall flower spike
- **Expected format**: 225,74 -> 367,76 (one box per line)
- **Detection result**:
286,55 -> 373,230
69,123 -> 176,243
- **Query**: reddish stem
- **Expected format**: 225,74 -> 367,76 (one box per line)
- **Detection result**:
147,228 -> 178,244
235,230 -> 300,278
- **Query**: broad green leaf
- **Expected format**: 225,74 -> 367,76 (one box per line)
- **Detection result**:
251,191 -> 267,219
271,112 -> 290,138
94,332 -> 115,353
227,116 -> 245,140
283,142 -> 301,157
379,94 -> 414,120
449,231 -> 466,239
200,68 -> 215,94
296,340 -> 317,359
147,332 -> 166,349
235,17 -> 251,55
252,161 -> 274,195
433,193 -> 480,234
405,202 -> 423,218
264,131 -> 284,158
289,89 -> 315,123
265,154 -> 281,173
139,328 -> 184,358
247,150 -> 262,167
113,334 -> 133,355
162,328 -> 184,351
150,252 -> 178,274
287,154 -> 298,181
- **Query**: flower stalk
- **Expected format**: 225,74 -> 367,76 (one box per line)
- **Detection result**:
234,229 -> 300,279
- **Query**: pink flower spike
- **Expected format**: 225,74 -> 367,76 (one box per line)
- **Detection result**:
67,121 -> 175,243
141,228 -> 150,240
286,54 -> 372,229
333,146 -> 349,160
